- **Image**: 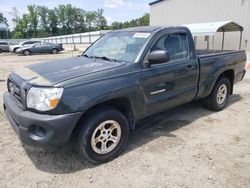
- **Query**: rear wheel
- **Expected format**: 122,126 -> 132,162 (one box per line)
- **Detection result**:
75,107 -> 129,163
0,48 -> 2,53
204,77 -> 231,111
23,50 -> 31,56
51,48 -> 58,54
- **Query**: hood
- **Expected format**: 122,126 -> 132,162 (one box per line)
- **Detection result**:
14,56 -> 125,86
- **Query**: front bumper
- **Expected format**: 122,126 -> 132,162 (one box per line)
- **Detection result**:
3,92 -> 83,148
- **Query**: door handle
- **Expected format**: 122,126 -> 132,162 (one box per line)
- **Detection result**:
185,65 -> 195,71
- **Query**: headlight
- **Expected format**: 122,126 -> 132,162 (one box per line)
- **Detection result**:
27,87 -> 63,111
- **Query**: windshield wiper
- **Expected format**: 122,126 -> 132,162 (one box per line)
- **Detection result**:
82,54 -> 90,58
92,56 -> 118,62
82,54 -> 119,62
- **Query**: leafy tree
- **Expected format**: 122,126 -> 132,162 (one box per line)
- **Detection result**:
75,8 -> 87,33
27,5 -> 38,37
48,9 -> 58,36
56,5 -> 66,34
0,12 -> 9,39
85,11 -> 97,31
64,4 -> 74,33
13,14 -> 29,38
37,6 -> 49,34
139,13 -> 149,26
0,12 -> 8,27
10,4 -> 149,38
110,21 -> 123,30
95,9 -> 107,30
109,13 -> 149,30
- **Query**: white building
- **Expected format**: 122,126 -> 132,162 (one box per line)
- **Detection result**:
149,0 -> 250,51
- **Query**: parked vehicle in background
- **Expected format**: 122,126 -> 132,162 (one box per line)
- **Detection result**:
0,41 -> 10,53
3,26 -> 246,163
9,40 -> 41,53
15,42 -> 64,55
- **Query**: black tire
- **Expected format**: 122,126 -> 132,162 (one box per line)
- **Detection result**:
51,48 -> 58,54
75,107 -> 129,163
0,49 -> 2,53
204,77 -> 231,111
23,50 -> 31,56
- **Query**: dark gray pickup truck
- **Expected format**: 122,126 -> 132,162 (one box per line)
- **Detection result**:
3,26 -> 246,163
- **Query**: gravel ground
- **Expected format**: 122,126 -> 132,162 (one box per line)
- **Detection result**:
0,52 -> 250,188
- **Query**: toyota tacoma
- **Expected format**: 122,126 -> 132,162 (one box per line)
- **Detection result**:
3,26 -> 246,163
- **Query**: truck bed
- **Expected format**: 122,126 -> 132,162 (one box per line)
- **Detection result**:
195,49 -> 246,99
196,49 -> 236,57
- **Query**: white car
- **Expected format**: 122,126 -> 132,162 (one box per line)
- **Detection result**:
9,40 -> 41,53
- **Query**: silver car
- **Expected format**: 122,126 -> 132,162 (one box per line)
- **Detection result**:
9,40 -> 41,53
0,41 -> 10,53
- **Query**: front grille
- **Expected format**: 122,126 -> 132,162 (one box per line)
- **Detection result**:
7,78 -> 26,109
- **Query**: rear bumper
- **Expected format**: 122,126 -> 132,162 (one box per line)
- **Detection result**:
3,92 -> 83,148
235,69 -> 246,83
241,69 -> 246,80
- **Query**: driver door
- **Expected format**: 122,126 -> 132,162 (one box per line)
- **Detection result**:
32,43 -> 42,53
39,42 -> 51,53
140,31 -> 199,115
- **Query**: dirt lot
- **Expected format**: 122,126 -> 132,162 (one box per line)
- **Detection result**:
0,52 -> 250,188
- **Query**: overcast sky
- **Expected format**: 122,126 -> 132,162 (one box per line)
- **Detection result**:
0,0 -> 151,29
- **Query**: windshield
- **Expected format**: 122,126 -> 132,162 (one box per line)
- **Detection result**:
84,31 -> 151,62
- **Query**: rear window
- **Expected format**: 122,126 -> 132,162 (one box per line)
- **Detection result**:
23,41 -> 39,45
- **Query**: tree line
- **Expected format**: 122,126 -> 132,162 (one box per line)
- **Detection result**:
0,4 -> 149,39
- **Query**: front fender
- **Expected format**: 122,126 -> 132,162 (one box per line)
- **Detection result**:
54,69 -> 146,120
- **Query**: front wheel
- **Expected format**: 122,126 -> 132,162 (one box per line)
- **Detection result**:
23,50 -> 31,56
75,107 -> 129,163
204,77 -> 231,111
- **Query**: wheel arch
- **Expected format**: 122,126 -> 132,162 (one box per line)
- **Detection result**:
73,97 -> 136,135
51,48 -> 58,53
23,49 -> 31,55
13,47 -> 19,52
216,69 -> 234,94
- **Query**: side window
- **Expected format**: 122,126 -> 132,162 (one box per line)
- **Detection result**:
152,34 -> 189,61
42,42 -> 50,46
0,42 -> 8,45
34,43 -> 41,47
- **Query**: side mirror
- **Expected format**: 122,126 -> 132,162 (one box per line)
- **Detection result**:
147,50 -> 170,66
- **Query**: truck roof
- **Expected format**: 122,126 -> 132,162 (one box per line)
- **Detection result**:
113,26 -> 189,33
113,26 -> 163,32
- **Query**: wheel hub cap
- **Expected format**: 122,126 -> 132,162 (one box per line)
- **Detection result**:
217,84 -> 227,105
91,120 -> 121,155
